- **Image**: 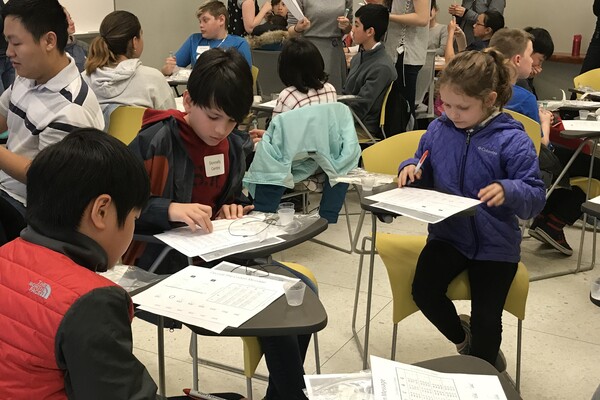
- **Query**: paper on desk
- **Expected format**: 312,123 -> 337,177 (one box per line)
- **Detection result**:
154,216 -> 285,259
212,261 -> 299,284
371,356 -> 507,400
562,120 -> 600,132
304,371 -> 373,400
132,265 -> 286,333
259,99 -> 278,109
589,195 -> 600,205
331,167 -> 395,186
365,187 -> 481,224
286,0 -> 305,21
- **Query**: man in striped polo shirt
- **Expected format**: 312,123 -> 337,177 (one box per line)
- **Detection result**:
0,0 -> 103,244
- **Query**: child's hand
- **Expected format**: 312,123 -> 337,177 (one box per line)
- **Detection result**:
162,56 -> 177,76
397,165 -> 422,188
478,183 -> 505,207
260,0 -> 272,13
215,204 -> 255,220
249,128 -> 265,145
168,203 -> 213,232
295,18 -> 311,33
539,108 -> 553,125
337,16 -> 350,30
448,5 -> 465,17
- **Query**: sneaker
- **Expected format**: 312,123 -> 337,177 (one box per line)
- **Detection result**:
528,215 -> 550,245
457,314 -> 471,355
534,219 -> 574,256
494,349 -> 507,373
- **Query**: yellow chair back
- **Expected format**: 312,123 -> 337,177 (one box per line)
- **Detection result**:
251,65 -> 259,95
379,83 -> 395,131
375,233 -> 529,325
504,109 -> 541,155
573,68 -> 600,97
361,130 -> 426,175
107,106 -> 146,145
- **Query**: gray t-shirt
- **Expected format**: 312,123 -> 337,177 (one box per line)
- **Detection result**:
386,0 -> 431,65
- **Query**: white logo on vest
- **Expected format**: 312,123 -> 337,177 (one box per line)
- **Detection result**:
28,280 -> 52,300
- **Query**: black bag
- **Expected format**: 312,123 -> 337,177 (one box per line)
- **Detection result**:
383,81 -> 413,137
538,143 -> 570,189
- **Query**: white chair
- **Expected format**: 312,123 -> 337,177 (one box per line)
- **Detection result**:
415,49 -> 437,121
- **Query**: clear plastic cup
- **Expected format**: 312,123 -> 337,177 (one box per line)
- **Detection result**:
283,281 -> 306,306
278,202 -> 295,210
361,176 -> 376,191
591,278 -> 600,301
278,208 -> 295,226
579,110 -> 591,120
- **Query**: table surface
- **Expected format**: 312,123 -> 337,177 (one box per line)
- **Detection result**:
582,200 -> 600,217
185,264 -> 328,337
415,355 -> 522,400
560,127 -> 600,139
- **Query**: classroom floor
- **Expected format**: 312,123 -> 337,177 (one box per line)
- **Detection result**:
132,192 -> 600,400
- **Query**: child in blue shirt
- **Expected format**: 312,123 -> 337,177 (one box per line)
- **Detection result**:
161,1 -> 251,75
398,49 -> 545,371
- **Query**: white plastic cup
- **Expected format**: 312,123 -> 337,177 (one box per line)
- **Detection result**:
283,281 -> 306,306
361,176 -> 376,191
278,202 -> 295,210
591,278 -> 600,300
278,208 -> 295,226
579,110 -> 591,120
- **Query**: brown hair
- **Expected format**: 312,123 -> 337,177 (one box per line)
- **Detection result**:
196,1 -> 228,27
488,28 -> 533,60
438,49 -> 513,109
85,11 -> 141,75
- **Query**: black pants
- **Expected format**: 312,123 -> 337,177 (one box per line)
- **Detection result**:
412,240 -> 518,365
394,54 -> 422,118
542,186 -> 586,225
581,21 -> 600,75
259,334 -> 311,400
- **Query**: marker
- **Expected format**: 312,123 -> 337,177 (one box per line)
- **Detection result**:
414,150 -> 429,175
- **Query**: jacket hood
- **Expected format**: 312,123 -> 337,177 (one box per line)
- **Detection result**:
142,108 -> 187,128
246,30 -> 288,49
85,58 -> 142,98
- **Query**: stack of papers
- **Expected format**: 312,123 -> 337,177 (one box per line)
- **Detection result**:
365,187 -> 481,224
132,262 -> 298,333
154,215 -> 286,261
562,120 -> 600,132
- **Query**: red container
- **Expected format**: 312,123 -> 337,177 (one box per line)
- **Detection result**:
572,34 -> 582,57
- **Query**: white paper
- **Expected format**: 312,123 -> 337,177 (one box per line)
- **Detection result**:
589,195 -> 600,205
132,265 -> 287,333
286,0 -> 305,21
370,356 -> 507,400
331,167 -> 395,186
304,372 -> 373,400
154,216 -> 285,259
365,187 -> 481,224
562,120 -> 600,132
258,99 -> 278,109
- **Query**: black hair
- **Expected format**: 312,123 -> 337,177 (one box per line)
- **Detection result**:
431,0 -> 438,11
278,37 -> 327,94
2,0 -> 68,52
355,4 -> 390,42
85,11 -> 142,74
186,48 -> 253,124
524,27 -> 554,60
26,129 -> 150,231
482,10 -> 505,35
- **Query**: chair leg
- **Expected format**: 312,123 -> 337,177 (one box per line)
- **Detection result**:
246,377 -> 254,400
190,333 -> 199,391
313,332 -> 321,374
516,319 -> 522,393
351,238 -> 367,352
391,324 -> 398,361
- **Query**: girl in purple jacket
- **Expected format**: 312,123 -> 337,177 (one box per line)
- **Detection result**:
398,49 -> 545,371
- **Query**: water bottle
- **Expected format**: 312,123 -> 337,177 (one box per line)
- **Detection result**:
572,34 -> 582,57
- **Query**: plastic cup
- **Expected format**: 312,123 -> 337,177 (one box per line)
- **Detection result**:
283,281 -> 306,306
579,110 -> 591,120
278,208 -> 295,226
361,176 -> 376,191
253,95 -> 262,104
591,278 -> 600,301
278,202 -> 295,210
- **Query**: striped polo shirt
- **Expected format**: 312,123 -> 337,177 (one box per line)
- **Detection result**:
0,56 -> 104,205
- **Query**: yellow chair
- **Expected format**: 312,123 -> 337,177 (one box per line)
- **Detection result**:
504,109 -> 541,155
191,262 -> 321,400
376,233 -> 528,392
356,82 -> 395,145
107,106 -> 146,145
573,68 -> 600,98
251,65 -> 259,95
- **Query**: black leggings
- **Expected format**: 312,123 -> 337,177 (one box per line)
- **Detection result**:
412,240 -> 518,365
394,53 -> 422,117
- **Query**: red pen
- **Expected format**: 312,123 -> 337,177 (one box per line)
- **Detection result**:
414,150 -> 429,174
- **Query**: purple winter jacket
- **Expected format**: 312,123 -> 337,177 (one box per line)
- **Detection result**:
399,112 -> 545,263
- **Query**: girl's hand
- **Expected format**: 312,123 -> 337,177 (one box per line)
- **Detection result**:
168,202 -> 213,232
295,18 -> 311,32
215,204 -> 255,220
397,165 -> 422,188
249,128 -> 265,144
478,183 -> 505,207
337,16 -> 350,30
260,0 -> 272,13
449,5 -> 465,17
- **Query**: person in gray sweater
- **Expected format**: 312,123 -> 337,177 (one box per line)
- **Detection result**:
343,4 -> 397,137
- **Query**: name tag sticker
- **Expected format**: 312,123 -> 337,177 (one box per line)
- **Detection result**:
196,45 -> 210,56
204,154 -> 225,177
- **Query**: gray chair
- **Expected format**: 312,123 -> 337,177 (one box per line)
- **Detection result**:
251,49 -> 285,97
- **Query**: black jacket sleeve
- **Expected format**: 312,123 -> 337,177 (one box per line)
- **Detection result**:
56,286 -> 158,400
